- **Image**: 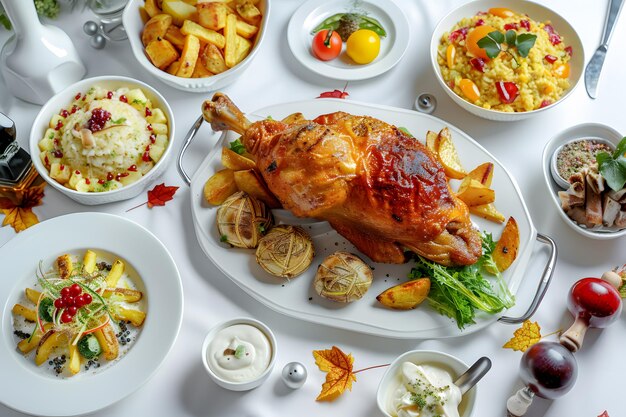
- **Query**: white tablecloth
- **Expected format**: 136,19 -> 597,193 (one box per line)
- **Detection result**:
1,1 -> 625,416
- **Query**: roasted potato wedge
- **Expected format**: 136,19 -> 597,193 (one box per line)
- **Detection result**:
12,304 -> 37,322
94,324 -> 119,361
235,17 -> 259,39
35,330 -> 66,366
493,217 -> 520,272
25,287 -> 42,304
467,162 -> 494,188
456,177 -> 495,207
56,254 -> 73,279
425,130 -> 439,153
166,59 -> 182,75
180,19 -> 225,48
469,203 -> 505,223
162,0 -> 197,26
68,343 -> 81,375
233,169 -> 281,208
164,25 -> 186,50
105,260 -> 125,287
144,0 -> 162,18
204,168 -> 237,205
103,287 -> 143,302
436,128 -> 466,180
236,0 -> 261,23
18,323 -> 52,354
223,13 -> 238,67
175,34 -> 200,78
191,59 -> 214,77
281,112 -> 306,124
83,249 -> 97,274
146,38 -> 180,69
376,278 -> 431,310
141,14 -> 173,46
200,42 -> 228,74
112,307 -> 146,327
221,147 -> 257,170
232,35 -> 252,66
197,1 -> 228,30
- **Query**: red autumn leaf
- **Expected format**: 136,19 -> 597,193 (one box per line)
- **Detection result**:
599,411 -> 609,417
317,82 -> 349,99
126,183 -> 179,211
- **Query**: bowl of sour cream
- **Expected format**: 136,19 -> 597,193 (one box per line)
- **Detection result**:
377,350 -> 479,417
201,317 -> 277,391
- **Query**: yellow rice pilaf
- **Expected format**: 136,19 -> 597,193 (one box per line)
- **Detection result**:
438,9 -> 572,112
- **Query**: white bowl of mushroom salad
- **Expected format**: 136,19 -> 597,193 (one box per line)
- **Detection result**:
29,76 -> 175,205
543,123 -> 626,239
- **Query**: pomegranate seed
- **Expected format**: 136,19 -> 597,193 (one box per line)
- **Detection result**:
82,95 -> 86,101
59,164 -> 65,171
107,91 -> 113,99
145,107 -> 152,117
543,24 -> 562,45
128,164 -> 137,172
87,108 -> 112,132
475,19 -> 485,26
98,179 -> 105,184
61,312 -> 73,323
504,23 -> 519,31
150,134 -> 156,143
476,11 -> 487,16
448,27 -> 469,43
116,172 -> 130,181
544,55 -> 557,64
107,172 -> 114,181
85,178 -> 91,185
470,57 -> 486,72
147,124 -> 153,131
53,138 -> 59,146
60,109 -> 69,118
565,46 -> 573,56
495,81 -> 519,104
44,155 -> 49,165
142,151 -> 151,162
75,170 -> 80,175
75,93 -> 81,100
540,100 -> 551,108
54,121 -> 63,131
53,150 -> 63,158
54,298 -> 65,309
520,20 -> 530,30
145,144 -> 151,152
119,95 -> 128,103
70,105 -> 78,114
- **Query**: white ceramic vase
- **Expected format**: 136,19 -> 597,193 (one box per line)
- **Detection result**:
0,0 -> 86,104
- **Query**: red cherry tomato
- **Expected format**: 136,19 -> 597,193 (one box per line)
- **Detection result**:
312,30 -> 342,61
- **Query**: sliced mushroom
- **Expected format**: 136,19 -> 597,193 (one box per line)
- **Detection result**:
80,128 -> 95,148
602,195 -> 621,227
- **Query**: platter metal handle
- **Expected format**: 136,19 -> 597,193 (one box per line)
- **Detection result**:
176,115 -> 204,186
498,233 -> 557,324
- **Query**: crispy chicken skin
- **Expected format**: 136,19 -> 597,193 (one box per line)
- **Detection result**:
202,93 -> 481,266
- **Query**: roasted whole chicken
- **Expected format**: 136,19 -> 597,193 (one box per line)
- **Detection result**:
202,94 -> 481,266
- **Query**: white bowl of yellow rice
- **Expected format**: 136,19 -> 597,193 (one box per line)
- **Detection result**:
430,0 -> 583,121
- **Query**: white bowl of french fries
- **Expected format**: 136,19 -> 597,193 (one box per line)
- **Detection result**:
29,75 -> 175,205
123,0 -> 269,92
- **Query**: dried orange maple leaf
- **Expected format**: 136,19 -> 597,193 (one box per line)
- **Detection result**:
313,346 -> 357,401
503,320 -> 542,352
126,183 -> 179,211
0,183 -> 45,233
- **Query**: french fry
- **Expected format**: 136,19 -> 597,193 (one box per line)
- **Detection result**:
233,169 -> 281,208
221,147 -> 257,170
200,43 -> 228,73
204,168 -> 238,205
469,203 -> 505,223
83,249 -> 97,274
456,177 -> 495,207
180,19 -> 225,48
146,38 -> 180,69
223,13 -> 238,67
466,162 -> 494,188
376,278 -> 431,310
492,217 -> 520,272
235,17 -> 258,38
141,13 -> 172,46
175,34 -> 200,78
112,307 -> 146,327
197,1 -> 228,30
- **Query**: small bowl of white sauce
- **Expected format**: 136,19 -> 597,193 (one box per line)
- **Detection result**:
377,350 -> 478,417
201,317 -> 277,391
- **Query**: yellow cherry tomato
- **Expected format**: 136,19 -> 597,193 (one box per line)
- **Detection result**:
488,7 -> 515,18
466,25 -> 497,60
346,29 -> 381,65
446,44 -> 456,69
553,62 -> 570,78
459,79 -> 481,102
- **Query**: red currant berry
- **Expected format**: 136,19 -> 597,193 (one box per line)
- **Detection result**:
70,283 -> 81,296
83,293 -> 93,304
61,312 -> 73,323
64,296 -> 75,306
60,287 -> 71,297
67,306 -> 78,316
54,298 -> 65,309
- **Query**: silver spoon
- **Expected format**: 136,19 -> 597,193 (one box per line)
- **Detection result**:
454,356 -> 492,395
